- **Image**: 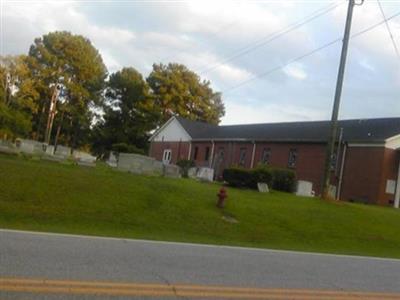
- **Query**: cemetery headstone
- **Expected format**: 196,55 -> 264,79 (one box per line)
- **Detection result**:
196,167 -> 214,182
257,183 -> 269,193
117,153 -> 164,176
106,152 -> 118,167
46,145 -> 55,155
15,139 -> 46,155
187,167 -> 198,179
0,139 -> 18,154
55,145 -> 71,157
163,164 -> 181,178
296,180 -> 314,197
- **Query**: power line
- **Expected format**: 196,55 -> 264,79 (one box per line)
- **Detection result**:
222,10 -> 400,94
225,39 -> 341,93
351,11 -> 400,38
198,1 -> 344,75
376,0 -> 400,60
159,15 -> 243,63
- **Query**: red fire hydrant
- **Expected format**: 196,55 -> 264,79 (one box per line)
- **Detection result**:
217,187 -> 227,208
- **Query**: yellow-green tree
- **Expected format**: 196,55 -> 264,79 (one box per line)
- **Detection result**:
0,55 -> 39,139
147,63 -> 225,125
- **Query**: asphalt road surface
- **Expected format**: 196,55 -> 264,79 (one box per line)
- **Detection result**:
1,229 -> 400,299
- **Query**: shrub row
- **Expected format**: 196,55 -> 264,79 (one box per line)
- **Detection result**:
222,166 -> 296,192
176,159 -> 196,178
111,143 -> 145,155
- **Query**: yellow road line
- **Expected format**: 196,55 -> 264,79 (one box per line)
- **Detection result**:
1,277 -> 400,299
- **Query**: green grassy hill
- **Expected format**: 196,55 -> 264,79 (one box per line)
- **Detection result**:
0,154 -> 399,258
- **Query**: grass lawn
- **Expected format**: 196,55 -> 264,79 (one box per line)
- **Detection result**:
0,153 -> 400,258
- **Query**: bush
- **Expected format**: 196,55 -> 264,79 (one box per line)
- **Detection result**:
223,166 -> 295,192
251,166 -> 273,188
223,166 -> 272,189
111,143 -> 145,155
176,159 -> 195,178
270,168 -> 296,193
223,167 -> 252,188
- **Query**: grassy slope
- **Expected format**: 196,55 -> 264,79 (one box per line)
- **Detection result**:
0,154 -> 399,258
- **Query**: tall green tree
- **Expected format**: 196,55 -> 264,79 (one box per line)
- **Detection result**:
92,67 -> 158,155
0,55 -> 39,139
147,63 -> 225,125
27,31 -> 107,147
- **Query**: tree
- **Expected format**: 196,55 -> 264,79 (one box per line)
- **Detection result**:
147,63 -> 225,125
0,55 -> 39,139
92,67 -> 158,155
27,31 -> 107,147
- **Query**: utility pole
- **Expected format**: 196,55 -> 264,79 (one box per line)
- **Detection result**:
322,0 -> 362,199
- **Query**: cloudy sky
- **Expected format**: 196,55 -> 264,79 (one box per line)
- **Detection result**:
1,0 -> 399,124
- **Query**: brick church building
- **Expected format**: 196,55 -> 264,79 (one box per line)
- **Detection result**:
149,116 -> 400,208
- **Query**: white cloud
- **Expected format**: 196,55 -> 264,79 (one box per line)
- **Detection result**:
211,63 -> 253,84
358,58 -> 375,72
141,32 -> 194,51
186,1 -> 285,40
101,51 -> 122,73
2,1 -> 135,71
163,50 -> 253,89
283,63 -> 307,80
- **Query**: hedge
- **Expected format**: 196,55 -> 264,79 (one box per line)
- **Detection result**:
251,166 -> 273,188
176,159 -> 195,178
111,143 -> 145,155
222,167 -> 254,188
223,166 -> 295,192
270,168 -> 296,193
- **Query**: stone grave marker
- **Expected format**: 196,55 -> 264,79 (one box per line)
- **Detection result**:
257,183 -> 269,193
296,180 -> 313,197
196,167 -> 214,182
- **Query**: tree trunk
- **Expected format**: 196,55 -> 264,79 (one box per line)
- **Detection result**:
71,120 -> 79,150
54,110 -> 65,149
33,103 -> 46,141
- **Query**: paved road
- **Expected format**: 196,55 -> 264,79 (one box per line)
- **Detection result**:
1,229 -> 400,299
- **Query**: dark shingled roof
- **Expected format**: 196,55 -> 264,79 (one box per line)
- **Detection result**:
175,116 -> 400,143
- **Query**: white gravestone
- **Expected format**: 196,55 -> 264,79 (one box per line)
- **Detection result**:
0,140 -> 17,154
46,145 -> 55,155
328,185 -> 337,199
386,180 -> 396,195
106,152 -> 118,167
257,183 -> 269,193
55,145 -> 71,157
16,139 -> 45,154
163,164 -> 181,178
296,180 -> 314,197
117,153 -> 164,176
196,167 -> 214,182
187,167 -> 198,179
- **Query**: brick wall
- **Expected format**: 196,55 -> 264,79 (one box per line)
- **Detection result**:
378,148 -> 399,205
253,142 -> 328,194
190,142 -> 213,168
210,141 -> 328,194
339,146 -> 399,205
149,141 -> 190,164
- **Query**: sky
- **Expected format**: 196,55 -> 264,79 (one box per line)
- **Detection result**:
1,0 -> 400,125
